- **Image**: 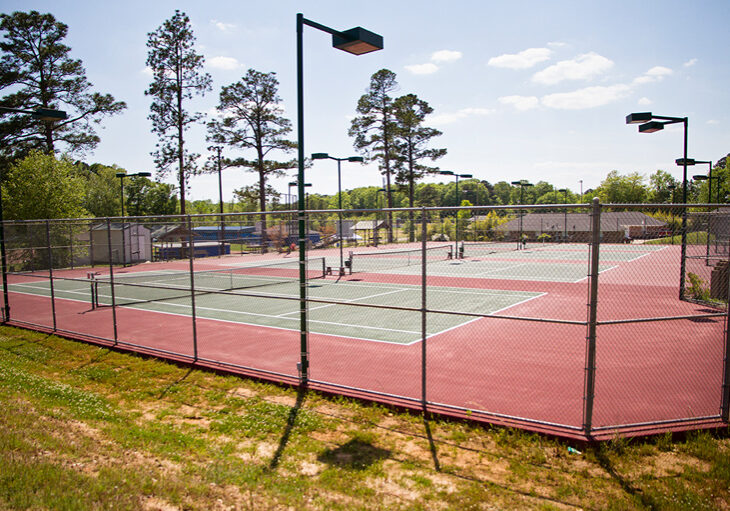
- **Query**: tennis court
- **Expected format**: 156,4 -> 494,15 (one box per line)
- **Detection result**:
347,242 -> 667,283
6,259 -> 544,344
2,205 -> 727,440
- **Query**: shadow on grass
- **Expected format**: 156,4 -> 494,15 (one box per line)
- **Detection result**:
423,413 -> 441,472
269,386 -> 307,470
317,439 -> 391,470
593,445 -> 660,509
157,367 -> 193,399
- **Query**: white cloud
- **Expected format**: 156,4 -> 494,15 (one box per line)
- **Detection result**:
684,58 -> 698,67
498,95 -> 539,111
405,62 -> 439,75
488,48 -> 552,69
707,119 -> 720,125
406,49 -> 462,76
141,66 -> 153,76
431,50 -> 462,62
532,52 -> 614,85
633,66 -> 673,84
541,84 -> 631,109
208,56 -> 242,70
427,107 -> 493,126
211,19 -> 235,31
638,97 -> 652,106
547,41 -> 568,48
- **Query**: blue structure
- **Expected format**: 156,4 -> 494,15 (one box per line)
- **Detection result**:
191,225 -> 321,246
157,243 -> 230,260
192,225 -> 257,241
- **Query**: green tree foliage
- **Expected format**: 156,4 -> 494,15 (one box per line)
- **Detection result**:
124,177 -> 177,216
146,10 -> 211,215
593,170 -> 649,203
3,151 -> 87,220
491,181 -> 513,205
207,69 -> 296,247
459,179 -> 491,206
0,10 -> 126,161
233,184 -> 281,212
391,93 -> 446,241
73,162 -> 121,217
648,169 -> 679,204
415,183 -> 441,207
392,95 -> 445,198
349,69 -> 399,241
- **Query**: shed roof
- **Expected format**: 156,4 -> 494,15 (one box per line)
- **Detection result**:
495,211 -> 667,232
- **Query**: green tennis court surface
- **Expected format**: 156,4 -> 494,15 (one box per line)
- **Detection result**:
348,243 -> 666,282
6,275 -> 543,344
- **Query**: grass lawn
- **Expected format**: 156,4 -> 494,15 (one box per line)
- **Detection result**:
1,325 -> 728,510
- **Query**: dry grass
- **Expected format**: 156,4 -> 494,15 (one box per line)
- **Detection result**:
1,325 -> 728,510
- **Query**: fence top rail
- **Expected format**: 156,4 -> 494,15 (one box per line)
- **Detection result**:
0,202 -> 722,225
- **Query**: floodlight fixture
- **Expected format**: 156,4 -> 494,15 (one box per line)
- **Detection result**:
0,106 -> 68,322
310,152 -> 364,267
332,27 -> 384,55
638,121 -> 665,133
625,110 -> 689,298
625,112 -> 653,124
296,14 -> 383,382
0,106 -> 67,121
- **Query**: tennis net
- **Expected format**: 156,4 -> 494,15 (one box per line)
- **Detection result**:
347,245 -> 452,274
460,241 -> 519,257
92,257 -> 326,307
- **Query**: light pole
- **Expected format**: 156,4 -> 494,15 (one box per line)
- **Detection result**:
312,153 -> 363,270
115,172 -> 152,218
288,181 -> 312,246
439,171 -> 472,257
627,111 -> 689,299
296,13 -> 383,383
511,180 -> 533,249
688,161 -> 717,265
210,146 -> 228,255
375,188 -> 387,246
0,107 -> 67,323
679,159 -> 714,202
115,171 -> 152,267
579,180 -> 583,201
558,188 -> 568,242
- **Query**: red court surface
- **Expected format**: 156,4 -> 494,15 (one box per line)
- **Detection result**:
3,243 -> 728,441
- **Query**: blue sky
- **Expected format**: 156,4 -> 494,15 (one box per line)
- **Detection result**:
3,0 -> 729,202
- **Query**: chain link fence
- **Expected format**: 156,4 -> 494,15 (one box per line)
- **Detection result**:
1,201 -> 728,439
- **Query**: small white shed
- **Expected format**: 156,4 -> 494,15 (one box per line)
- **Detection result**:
90,222 -> 152,265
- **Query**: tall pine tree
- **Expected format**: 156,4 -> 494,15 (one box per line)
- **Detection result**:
0,11 -> 126,162
392,93 -> 446,241
349,69 -> 399,242
146,10 -> 211,215
207,69 -> 296,250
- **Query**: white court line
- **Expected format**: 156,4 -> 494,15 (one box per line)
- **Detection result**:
9,282 -> 550,347
286,288 -> 410,316
473,262 -> 530,277
125,299 -> 424,336
571,264 -> 618,283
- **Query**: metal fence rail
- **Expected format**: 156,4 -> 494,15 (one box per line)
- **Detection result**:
1,200 -> 728,440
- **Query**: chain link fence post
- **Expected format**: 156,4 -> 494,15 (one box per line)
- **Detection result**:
421,208 -> 428,408
106,218 -> 118,345
45,220 -> 57,331
187,215 -> 198,361
722,270 -> 730,422
583,198 -> 601,435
